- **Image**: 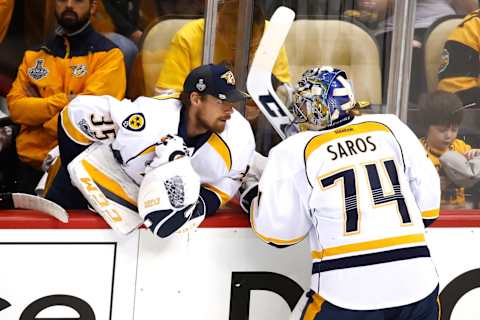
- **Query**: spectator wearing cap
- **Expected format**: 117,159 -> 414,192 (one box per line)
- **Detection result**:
6,0 -> 126,194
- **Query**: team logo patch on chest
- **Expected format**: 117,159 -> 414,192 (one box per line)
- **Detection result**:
28,59 -> 49,80
70,64 -> 88,77
122,113 -> 146,131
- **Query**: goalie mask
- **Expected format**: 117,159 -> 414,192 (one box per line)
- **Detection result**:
291,66 -> 355,130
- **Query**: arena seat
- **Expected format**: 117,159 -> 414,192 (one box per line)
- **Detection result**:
424,15 -> 463,92
141,17 -> 195,96
284,18 -> 382,104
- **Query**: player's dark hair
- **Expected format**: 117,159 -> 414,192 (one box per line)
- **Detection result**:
419,90 -> 464,131
180,91 -> 207,109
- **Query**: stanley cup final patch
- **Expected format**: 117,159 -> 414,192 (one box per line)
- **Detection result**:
28,59 -> 49,81
196,78 -> 207,92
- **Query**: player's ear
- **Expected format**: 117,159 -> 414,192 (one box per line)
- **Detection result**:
190,92 -> 202,107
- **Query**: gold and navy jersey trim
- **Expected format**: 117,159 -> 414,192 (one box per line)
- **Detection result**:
422,208 -> 440,219
207,133 -> 232,171
303,121 -> 405,187
302,290 -> 327,320
304,122 -> 389,161
125,144 -> 156,164
311,233 -> 426,259
312,245 -> 431,273
203,183 -> 231,205
82,160 -> 138,211
61,108 -> 92,145
250,202 -> 307,246
152,93 -> 180,100
253,229 -> 307,246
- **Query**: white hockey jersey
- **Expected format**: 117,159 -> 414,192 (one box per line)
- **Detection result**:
60,95 -> 255,205
251,114 -> 440,310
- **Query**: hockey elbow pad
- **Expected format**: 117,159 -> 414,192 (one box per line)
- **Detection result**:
138,157 -> 202,238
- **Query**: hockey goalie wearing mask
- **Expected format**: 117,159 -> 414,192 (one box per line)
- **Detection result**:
45,64 -> 255,237
242,66 -> 441,319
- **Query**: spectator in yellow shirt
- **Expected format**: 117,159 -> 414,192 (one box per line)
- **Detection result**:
419,91 -> 480,208
6,0 -> 126,194
155,0 -> 290,121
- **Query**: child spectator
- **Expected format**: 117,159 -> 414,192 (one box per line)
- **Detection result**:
419,90 -> 480,208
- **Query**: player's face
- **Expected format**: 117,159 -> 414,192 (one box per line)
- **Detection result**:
55,0 -> 95,32
197,95 -> 234,133
426,124 -> 459,150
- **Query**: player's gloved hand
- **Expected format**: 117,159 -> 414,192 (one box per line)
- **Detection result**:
239,152 -> 267,214
139,157 -> 202,238
145,134 -> 190,173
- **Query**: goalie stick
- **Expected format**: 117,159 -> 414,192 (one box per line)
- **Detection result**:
247,6 -> 298,140
0,193 -> 69,223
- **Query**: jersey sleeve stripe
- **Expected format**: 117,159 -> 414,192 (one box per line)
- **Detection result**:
81,159 -> 138,209
421,208 -> 440,219
125,144 -> 156,164
311,233 -> 426,259
152,93 -> 180,100
202,183 -> 231,205
304,122 -> 390,161
61,108 -> 92,145
250,200 -> 307,245
208,133 -> 232,171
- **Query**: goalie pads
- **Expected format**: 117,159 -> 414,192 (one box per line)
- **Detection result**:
440,151 -> 480,188
68,143 -> 144,235
138,156 -> 202,238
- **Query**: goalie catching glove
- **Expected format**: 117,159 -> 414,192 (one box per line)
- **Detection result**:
139,138 -> 203,238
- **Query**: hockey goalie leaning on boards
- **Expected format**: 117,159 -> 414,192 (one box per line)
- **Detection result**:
45,63 -> 255,237
241,67 -> 441,320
